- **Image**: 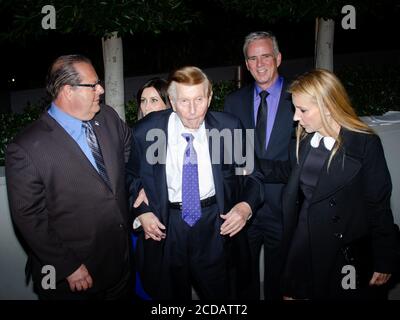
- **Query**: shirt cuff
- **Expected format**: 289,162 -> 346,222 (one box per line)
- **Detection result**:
133,217 -> 142,230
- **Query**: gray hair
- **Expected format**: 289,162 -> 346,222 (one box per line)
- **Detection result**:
243,31 -> 280,59
46,54 -> 92,100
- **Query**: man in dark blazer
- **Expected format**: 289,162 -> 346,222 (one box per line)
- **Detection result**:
224,31 -> 295,300
5,55 -> 133,300
126,66 -> 264,300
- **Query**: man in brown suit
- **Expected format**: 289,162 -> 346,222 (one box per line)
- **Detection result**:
5,55 -> 133,300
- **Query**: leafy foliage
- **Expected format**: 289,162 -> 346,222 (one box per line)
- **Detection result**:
338,64 -> 400,116
217,0 -> 391,22
1,0 -> 200,41
125,98 -> 139,127
0,101 -> 47,166
210,80 -> 236,112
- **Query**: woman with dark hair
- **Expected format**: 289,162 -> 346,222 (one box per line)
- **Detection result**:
258,69 -> 399,299
132,77 -> 171,300
136,77 -> 171,120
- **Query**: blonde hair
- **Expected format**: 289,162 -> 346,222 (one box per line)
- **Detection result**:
167,66 -> 212,102
288,69 -> 373,167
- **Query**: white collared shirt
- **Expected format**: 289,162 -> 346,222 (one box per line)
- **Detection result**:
310,131 -> 336,151
166,112 -> 216,202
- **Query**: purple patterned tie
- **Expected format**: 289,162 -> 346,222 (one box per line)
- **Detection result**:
181,133 -> 201,227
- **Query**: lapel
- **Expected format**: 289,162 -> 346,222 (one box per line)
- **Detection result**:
265,80 -> 294,155
241,85 -> 256,129
152,111 -> 171,224
245,83 -> 265,158
282,136 -> 312,247
310,130 -> 362,204
286,135 -> 312,198
41,112 -> 109,189
205,112 -> 224,213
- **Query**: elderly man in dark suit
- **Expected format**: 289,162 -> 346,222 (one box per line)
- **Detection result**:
126,66 -> 264,300
5,55 -> 132,300
224,31 -> 295,300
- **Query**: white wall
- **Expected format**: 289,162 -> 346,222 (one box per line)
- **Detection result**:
0,167 -> 37,300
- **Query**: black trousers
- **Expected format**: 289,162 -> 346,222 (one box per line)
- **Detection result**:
245,204 -> 283,301
161,203 -> 230,300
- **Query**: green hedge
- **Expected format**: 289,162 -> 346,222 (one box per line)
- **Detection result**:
337,64 -> 400,116
0,102 -> 46,167
1,66 -> 399,166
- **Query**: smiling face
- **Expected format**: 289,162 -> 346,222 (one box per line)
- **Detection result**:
245,38 -> 281,90
140,87 -> 167,116
170,81 -> 211,130
69,62 -> 104,120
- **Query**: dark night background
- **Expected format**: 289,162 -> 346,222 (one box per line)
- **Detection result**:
1,0 -> 399,91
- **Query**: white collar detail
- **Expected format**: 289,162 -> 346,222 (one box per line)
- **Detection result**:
310,131 -> 336,151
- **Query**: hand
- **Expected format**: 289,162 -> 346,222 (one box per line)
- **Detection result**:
220,202 -> 252,237
133,188 -> 149,208
369,272 -> 391,286
138,212 -> 166,241
66,264 -> 93,292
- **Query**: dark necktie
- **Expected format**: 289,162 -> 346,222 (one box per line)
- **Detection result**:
181,133 -> 201,227
256,90 -> 269,156
82,121 -> 111,187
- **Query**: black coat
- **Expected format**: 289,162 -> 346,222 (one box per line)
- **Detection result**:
259,129 -> 399,298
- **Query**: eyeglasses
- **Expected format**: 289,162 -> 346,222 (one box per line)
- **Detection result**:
73,79 -> 103,90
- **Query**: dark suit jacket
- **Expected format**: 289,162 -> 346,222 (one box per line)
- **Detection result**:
224,80 -> 294,221
126,109 -> 264,298
259,129 -> 400,298
6,105 -> 132,292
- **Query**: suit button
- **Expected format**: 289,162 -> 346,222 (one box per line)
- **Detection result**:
329,198 -> 336,207
334,232 -> 343,239
119,223 -> 124,229
332,215 -> 340,223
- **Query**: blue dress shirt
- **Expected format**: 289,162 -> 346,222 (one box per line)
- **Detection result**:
48,103 -> 99,172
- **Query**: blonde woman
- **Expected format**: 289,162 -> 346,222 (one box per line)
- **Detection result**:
258,69 -> 399,299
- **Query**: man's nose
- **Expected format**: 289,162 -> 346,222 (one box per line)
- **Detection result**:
97,84 -> 105,95
189,101 -> 196,114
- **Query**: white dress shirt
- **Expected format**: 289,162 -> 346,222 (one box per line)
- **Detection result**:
166,112 -> 215,202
